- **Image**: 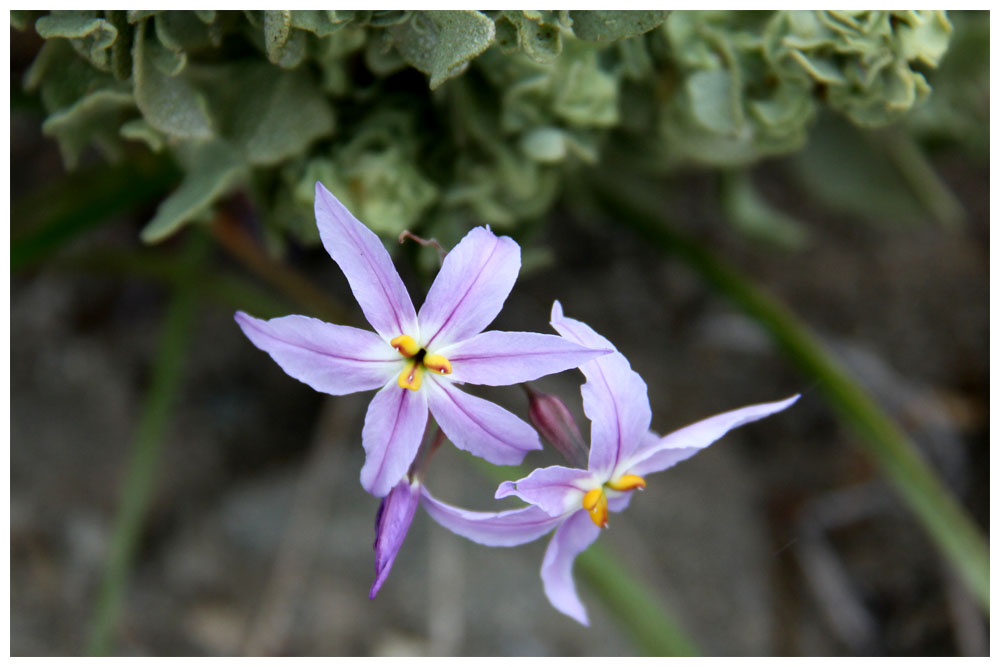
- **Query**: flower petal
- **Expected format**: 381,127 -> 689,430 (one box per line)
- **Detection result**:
235,311 -> 400,395
314,182 -> 418,341
370,478 -> 421,599
495,466 -> 595,517
417,227 -> 520,349
625,395 -> 800,477
541,509 -> 601,626
425,379 -> 541,465
421,487 -> 562,546
439,331 -> 610,386
360,382 -> 429,497
550,301 -> 651,479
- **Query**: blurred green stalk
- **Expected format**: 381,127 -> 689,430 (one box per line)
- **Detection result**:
477,461 -> 700,656
12,157 -> 178,271
576,544 -> 699,656
86,238 -> 203,655
588,172 -> 989,613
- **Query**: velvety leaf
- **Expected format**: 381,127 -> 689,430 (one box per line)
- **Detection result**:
501,11 -> 562,63
35,10 -> 118,71
41,87 -> 134,168
686,69 -> 740,135
133,19 -> 214,139
569,10 -> 669,42
897,11 -> 951,66
391,10 -> 495,89
215,63 -> 334,166
552,45 -> 619,127
120,118 -> 166,152
141,140 -> 246,243
25,39 -> 116,113
290,10 -> 343,37
263,10 -> 292,64
155,11 -> 215,54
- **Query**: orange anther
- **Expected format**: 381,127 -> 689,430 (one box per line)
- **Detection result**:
423,353 -> 452,375
582,488 -> 608,528
390,335 -> 421,358
397,359 -> 425,391
607,474 -> 646,492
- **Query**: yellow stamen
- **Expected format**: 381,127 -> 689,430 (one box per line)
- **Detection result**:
607,474 -> 646,492
397,359 -> 425,391
390,335 -> 421,358
582,488 -> 608,528
423,353 -> 452,375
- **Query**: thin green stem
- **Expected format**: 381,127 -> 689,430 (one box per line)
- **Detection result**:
86,239 -> 202,655
576,544 -> 699,656
472,458 -> 701,655
588,171 -> 988,613
877,129 -> 965,229
12,157 -> 178,271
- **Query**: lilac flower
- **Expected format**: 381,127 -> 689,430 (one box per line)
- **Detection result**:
422,301 -> 799,625
236,183 -> 607,497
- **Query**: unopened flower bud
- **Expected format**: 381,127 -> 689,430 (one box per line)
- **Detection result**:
370,477 -> 421,599
525,386 -> 588,468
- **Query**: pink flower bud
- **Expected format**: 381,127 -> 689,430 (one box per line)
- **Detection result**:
525,386 -> 588,468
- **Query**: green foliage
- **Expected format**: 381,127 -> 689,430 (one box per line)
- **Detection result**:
17,10 -> 956,245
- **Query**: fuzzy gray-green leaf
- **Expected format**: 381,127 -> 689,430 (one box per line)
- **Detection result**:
391,10 -> 495,89
133,20 -> 213,139
36,11 -> 118,71
217,63 -> 335,166
141,140 -> 246,243
569,10 -> 669,42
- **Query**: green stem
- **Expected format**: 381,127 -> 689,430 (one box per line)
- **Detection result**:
12,157 -> 178,271
577,544 -> 699,656
474,459 -> 701,655
877,129 -> 964,229
86,240 -> 202,655
51,248 -> 293,319
588,172 -> 989,613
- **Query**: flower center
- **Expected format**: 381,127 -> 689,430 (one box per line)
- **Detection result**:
581,474 -> 646,528
391,335 -> 452,391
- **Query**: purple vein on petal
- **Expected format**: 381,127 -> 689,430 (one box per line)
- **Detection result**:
423,235 -> 503,348
435,381 -> 524,454
235,312 -> 397,364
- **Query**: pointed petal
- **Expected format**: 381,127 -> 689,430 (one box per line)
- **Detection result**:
417,227 -> 520,349
370,478 -> 421,599
425,379 -> 541,465
626,395 -> 800,477
495,466 -> 596,517
360,382 -> 429,497
439,331 -> 610,386
235,311 -> 400,395
314,182 -> 418,341
550,301 -> 651,479
541,509 -> 601,626
421,487 -> 562,546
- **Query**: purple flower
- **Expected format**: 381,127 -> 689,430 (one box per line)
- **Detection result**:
422,301 -> 799,625
236,183 -> 608,497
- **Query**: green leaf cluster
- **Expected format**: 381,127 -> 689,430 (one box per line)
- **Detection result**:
635,11 -> 953,167
17,10 -> 953,245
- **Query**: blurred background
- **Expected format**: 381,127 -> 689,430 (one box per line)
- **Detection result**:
11,11 -> 988,656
